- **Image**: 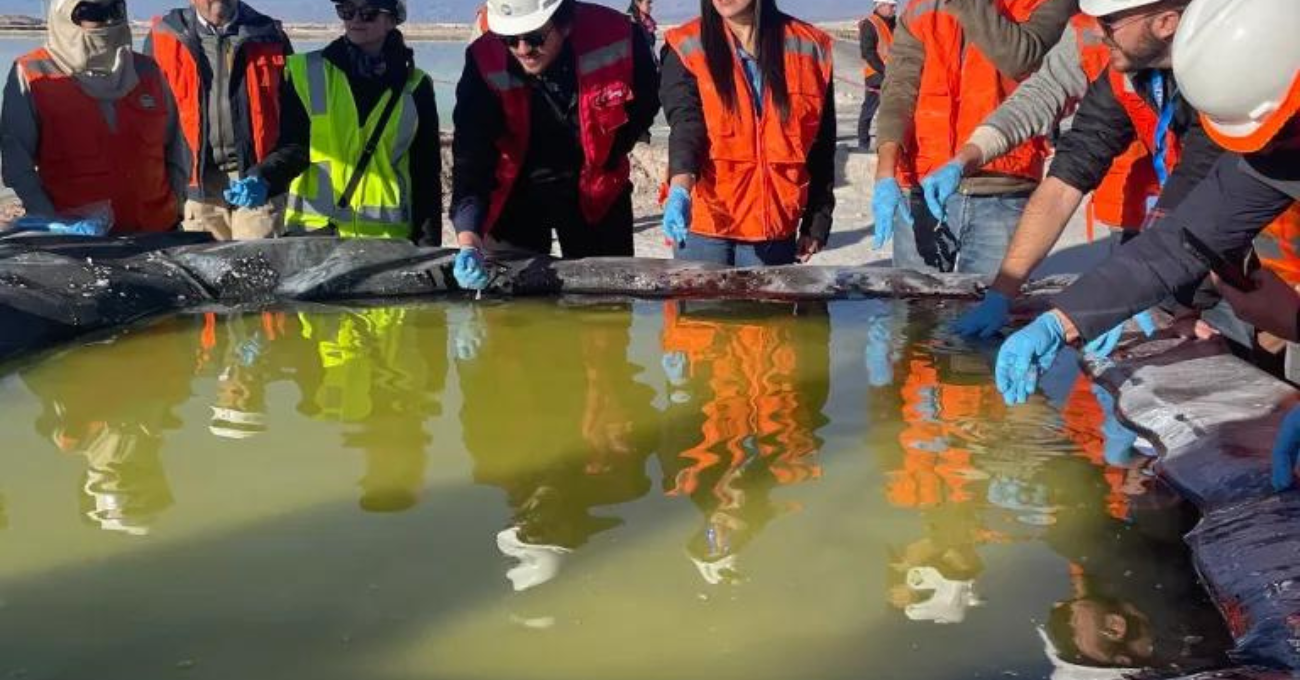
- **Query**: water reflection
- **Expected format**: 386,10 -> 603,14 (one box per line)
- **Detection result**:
659,301 -> 831,585
21,320 -> 194,535
456,302 -> 656,592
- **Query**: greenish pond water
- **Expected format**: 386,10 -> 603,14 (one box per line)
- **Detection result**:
0,299 -> 1231,679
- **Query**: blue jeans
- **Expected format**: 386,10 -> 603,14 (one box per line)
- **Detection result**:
892,190 -> 1031,276
674,232 -> 797,266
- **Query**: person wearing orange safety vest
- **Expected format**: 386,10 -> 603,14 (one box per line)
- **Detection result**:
960,0 -> 1299,361
871,0 -> 1077,275
144,1 -> 292,241
1,0 -> 190,235
449,0 -> 660,290
994,0 -> 1300,407
659,0 -> 835,267
856,0 -> 895,151
470,4 -> 490,42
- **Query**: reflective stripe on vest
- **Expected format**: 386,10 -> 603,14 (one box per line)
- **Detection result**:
283,51 -> 422,239
18,48 -> 178,233
470,1 -> 636,235
666,18 -> 833,241
897,0 -> 1050,186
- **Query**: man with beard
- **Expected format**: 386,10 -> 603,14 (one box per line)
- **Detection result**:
145,0 -> 293,240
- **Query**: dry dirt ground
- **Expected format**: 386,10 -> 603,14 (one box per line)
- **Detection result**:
0,38 -> 1106,278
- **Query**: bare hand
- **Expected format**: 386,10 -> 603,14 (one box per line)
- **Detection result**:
1212,269 -> 1300,342
797,235 -> 823,263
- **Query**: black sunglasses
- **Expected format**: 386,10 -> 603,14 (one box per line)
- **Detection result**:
499,24 -> 554,50
335,5 -> 390,22
71,0 -> 127,25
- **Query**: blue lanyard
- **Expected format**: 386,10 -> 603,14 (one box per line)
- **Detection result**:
1150,71 -> 1177,188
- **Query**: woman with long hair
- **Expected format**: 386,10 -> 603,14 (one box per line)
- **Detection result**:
659,0 -> 837,266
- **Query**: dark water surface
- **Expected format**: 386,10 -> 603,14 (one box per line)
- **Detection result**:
0,299 -> 1231,679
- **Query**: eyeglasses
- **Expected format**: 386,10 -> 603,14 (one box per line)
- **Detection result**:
1098,11 -> 1152,38
335,4 -> 390,22
499,24 -> 554,50
71,0 -> 127,25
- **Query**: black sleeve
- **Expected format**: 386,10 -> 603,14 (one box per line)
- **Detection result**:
660,45 -> 707,178
1055,153 -> 1296,340
1151,113 -> 1223,213
407,76 -> 442,246
801,78 -> 836,244
860,21 -> 886,89
255,69 -> 311,196
606,27 -> 661,167
1046,71 -> 1136,195
449,48 -> 505,235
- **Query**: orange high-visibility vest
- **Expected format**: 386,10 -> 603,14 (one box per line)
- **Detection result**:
470,1 -> 636,234
895,0 -> 1051,187
861,14 -> 894,80
16,48 -> 178,233
665,18 -> 834,242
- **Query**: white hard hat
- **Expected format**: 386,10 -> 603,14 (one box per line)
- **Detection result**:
691,554 -> 742,585
1079,0 -> 1163,18
496,527 -> 571,592
209,407 -> 267,440
486,0 -> 566,36
1037,627 -> 1140,680
903,566 -> 983,625
1172,0 -> 1300,153
875,0 -> 898,5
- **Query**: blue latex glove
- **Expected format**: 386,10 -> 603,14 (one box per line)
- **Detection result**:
14,216 -> 109,236
1271,406 -> 1300,491
453,248 -> 491,291
1083,310 -> 1157,359
454,313 -> 486,362
953,291 -> 1012,339
662,351 -> 689,386
995,312 -> 1066,406
920,160 -> 964,222
864,314 -> 894,388
1091,384 -> 1140,466
871,177 -> 913,250
662,185 -> 691,247
224,176 -> 269,209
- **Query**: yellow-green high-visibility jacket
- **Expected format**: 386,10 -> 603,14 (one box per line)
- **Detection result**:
284,51 -> 425,239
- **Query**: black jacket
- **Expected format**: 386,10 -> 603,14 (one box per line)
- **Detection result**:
659,41 -> 836,245
1048,68 -> 1222,215
142,3 -> 293,198
255,33 -> 442,246
1056,147 -> 1300,341
859,13 -> 894,90
449,26 -> 660,236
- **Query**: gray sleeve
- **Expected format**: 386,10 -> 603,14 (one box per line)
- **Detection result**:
948,0 -> 1077,80
0,64 -> 56,216
875,18 -> 924,146
971,27 -> 1087,162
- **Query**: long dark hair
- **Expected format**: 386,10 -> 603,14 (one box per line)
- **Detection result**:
700,0 -> 790,120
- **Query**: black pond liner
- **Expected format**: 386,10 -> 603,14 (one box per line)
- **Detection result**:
0,232 -> 1294,679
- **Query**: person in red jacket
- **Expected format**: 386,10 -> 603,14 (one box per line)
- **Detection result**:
1,0 -> 190,235
145,0 -> 293,241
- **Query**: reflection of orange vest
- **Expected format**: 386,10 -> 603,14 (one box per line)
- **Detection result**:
148,12 -> 287,191
661,304 -> 822,496
889,358 -> 988,509
1059,377 -> 1129,521
896,0 -> 1050,186
860,14 -> 894,80
665,18 -> 833,242
1109,69 -> 1300,284
470,2 -> 635,234
16,48 -> 177,233
1071,16 -> 1160,232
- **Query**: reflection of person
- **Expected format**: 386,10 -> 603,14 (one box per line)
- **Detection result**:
885,502 -> 987,625
200,313 -> 276,440
659,301 -> 830,584
23,320 -> 195,535
295,308 -> 446,513
458,303 -> 655,589
1,0 -> 190,234
1039,456 -> 1231,673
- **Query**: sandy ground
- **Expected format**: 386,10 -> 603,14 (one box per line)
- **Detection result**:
0,38 -> 1108,279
